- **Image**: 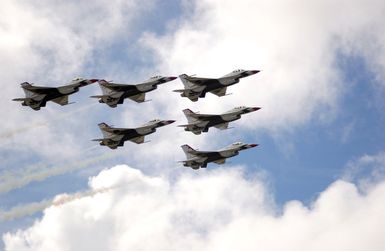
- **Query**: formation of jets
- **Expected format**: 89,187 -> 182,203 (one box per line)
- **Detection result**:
13,69 -> 261,169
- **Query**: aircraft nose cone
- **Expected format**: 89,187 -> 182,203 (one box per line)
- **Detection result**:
250,70 -> 260,75
169,76 -> 177,81
248,144 -> 258,148
89,79 -> 99,83
164,120 -> 176,124
251,107 -> 261,111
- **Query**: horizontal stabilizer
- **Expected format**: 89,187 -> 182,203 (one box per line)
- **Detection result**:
173,89 -> 186,93
129,136 -> 145,144
210,87 -> 227,97
90,95 -> 109,98
51,95 -> 69,106
214,122 -> 229,130
128,93 -> 146,103
213,159 -> 226,165
12,98 -> 27,102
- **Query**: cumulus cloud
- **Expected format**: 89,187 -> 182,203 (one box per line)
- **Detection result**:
343,152 -> 385,189
3,164 -> 385,251
143,0 -> 385,133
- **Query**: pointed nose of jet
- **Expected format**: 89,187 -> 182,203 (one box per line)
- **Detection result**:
168,76 -> 178,81
250,107 -> 261,112
162,120 -> 176,125
249,70 -> 260,75
247,143 -> 258,148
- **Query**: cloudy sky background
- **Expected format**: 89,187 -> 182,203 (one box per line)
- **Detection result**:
1,0 -> 385,250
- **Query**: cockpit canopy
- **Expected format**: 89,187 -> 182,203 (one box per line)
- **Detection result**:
232,142 -> 244,146
232,69 -> 244,73
150,76 -> 162,79
72,77 -> 84,81
149,119 -> 160,123
234,106 -> 246,109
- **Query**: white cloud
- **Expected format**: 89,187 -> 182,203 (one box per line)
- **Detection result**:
343,152 -> 385,190
142,0 -> 385,133
3,164 -> 385,251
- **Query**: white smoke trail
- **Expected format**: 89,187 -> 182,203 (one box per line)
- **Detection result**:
0,102 -> 97,140
0,151 -> 121,194
0,186 -> 114,221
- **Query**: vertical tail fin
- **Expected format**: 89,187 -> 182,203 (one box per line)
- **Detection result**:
20,82 -> 32,88
20,82 -> 36,98
182,109 -> 198,123
98,122 -> 110,130
178,74 -> 195,89
97,123 -> 115,139
98,80 -> 114,95
181,144 -> 197,159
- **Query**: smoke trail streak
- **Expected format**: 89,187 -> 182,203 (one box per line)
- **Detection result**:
0,102 -> 97,140
0,145 -> 100,182
0,151 -> 121,194
0,161 -> 49,183
0,186 -> 114,221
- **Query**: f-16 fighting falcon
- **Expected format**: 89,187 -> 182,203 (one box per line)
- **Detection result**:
92,119 -> 175,149
12,78 -> 98,110
173,69 -> 260,101
180,142 -> 258,169
179,106 -> 261,135
90,76 -> 177,107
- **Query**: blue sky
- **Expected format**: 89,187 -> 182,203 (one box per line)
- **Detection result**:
1,0 -> 385,250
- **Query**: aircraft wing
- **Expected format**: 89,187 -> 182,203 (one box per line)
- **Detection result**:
187,77 -> 218,85
51,95 -> 69,106
92,138 -> 123,149
24,85 -> 57,92
178,123 -> 204,135
109,128 -> 136,134
127,93 -> 146,103
194,114 -> 220,120
99,127 -> 135,141
97,95 -> 123,107
22,88 -> 48,100
173,89 -> 202,102
129,136 -> 145,144
102,82 -> 136,92
180,158 -> 202,169
213,159 -> 226,165
210,87 -> 227,97
192,150 -> 217,157
214,122 -> 229,130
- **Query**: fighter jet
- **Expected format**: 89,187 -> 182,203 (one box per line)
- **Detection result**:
180,142 -> 258,169
179,106 -> 261,135
173,69 -> 260,101
12,78 -> 98,110
90,75 -> 177,107
92,119 -> 175,149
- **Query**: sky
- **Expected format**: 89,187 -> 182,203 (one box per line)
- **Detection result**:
1,0 -> 385,250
